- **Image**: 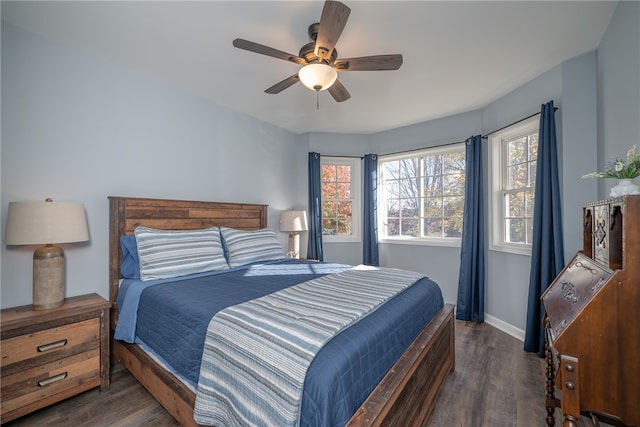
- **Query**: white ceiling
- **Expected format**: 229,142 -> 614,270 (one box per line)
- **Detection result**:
1,1 -> 617,135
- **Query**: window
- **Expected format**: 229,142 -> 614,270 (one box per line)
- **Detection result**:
488,116 -> 539,255
378,144 -> 465,245
321,157 -> 361,242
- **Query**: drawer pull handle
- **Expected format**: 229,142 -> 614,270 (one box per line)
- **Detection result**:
37,339 -> 67,352
38,372 -> 67,387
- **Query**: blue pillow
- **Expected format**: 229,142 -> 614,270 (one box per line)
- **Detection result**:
220,227 -> 285,268
135,226 -> 229,281
120,235 -> 140,279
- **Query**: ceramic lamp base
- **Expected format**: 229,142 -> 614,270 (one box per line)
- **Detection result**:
287,232 -> 300,259
33,244 -> 65,310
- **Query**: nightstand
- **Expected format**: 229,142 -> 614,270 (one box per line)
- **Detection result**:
1,293 -> 110,423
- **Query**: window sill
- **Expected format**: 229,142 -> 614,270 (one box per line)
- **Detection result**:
379,237 -> 461,248
489,243 -> 532,257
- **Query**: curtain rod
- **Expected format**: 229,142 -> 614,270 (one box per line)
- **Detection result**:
482,107 -> 558,139
321,154 -> 364,159
380,139 -> 467,158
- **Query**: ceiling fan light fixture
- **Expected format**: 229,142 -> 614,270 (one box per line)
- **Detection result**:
298,63 -> 337,91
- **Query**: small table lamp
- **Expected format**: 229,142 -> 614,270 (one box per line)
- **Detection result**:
280,210 -> 308,259
5,198 -> 89,310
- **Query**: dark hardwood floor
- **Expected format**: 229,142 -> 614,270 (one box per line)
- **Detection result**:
3,320 -> 599,426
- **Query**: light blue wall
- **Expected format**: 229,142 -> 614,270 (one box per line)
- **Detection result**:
1,1 -> 637,338
597,0 -> 640,199
1,23 -> 303,308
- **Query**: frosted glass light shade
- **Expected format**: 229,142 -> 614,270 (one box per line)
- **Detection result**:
298,63 -> 337,91
5,201 -> 89,245
280,210 -> 309,232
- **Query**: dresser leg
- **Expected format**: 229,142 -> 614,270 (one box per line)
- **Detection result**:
545,321 -> 556,427
562,416 -> 579,427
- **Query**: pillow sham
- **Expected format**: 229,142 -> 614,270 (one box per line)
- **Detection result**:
220,227 -> 285,268
135,226 -> 228,281
120,234 -> 140,279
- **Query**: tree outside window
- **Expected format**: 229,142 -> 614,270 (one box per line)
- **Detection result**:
379,144 -> 465,242
320,157 -> 361,242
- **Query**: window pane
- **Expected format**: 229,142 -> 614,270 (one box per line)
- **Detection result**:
386,219 -> 400,236
322,182 -> 336,198
443,196 -> 464,218
322,201 -> 336,218
444,152 -> 465,174
321,165 -> 336,181
400,177 -> 419,199
529,135 -> 538,159
424,175 -> 443,197
379,144 -> 465,240
401,218 -> 419,237
526,218 -> 534,244
336,182 -> 351,198
385,199 -> 400,219
424,218 -> 443,237
525,191 -> 535,217
506,218 -> 526,243
337,201 -> 352,217
337,219 -> 352,235
400,197 -> 419,218
424,197 -> 443,217
444,217 -> 463,237
400,159 -> 418,177
507,164 -> 528,189
322,218 -> 336,235
529,161 -> 537,187
336,165 -> 350,182
508,138 -> 527,165
506,192 -> 525,218
443,173 -> 464,195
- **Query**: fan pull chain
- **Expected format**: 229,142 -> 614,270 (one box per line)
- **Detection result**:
316,91 -> 320,110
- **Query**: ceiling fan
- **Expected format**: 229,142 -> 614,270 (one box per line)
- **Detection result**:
232,0 -> 403,103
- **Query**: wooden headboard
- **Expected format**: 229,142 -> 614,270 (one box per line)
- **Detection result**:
108,196 -> 268,328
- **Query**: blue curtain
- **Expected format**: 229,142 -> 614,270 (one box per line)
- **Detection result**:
524,101 -> 564,356
307,152 -> 324,261
456,135 -> 486,322
363,154 -> 379,266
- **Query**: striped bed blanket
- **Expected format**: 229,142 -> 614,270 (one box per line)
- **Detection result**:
193,265 -> 425,426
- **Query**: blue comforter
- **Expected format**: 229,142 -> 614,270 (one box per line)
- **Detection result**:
115,259 -> 444,426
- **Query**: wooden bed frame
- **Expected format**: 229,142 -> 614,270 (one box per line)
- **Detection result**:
108,196 -> 455,426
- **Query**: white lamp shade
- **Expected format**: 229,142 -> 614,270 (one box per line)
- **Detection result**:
5,201 -> 89,245
298,63 -> 338,91
280,210 -> 309,232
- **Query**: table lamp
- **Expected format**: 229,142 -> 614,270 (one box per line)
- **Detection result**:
280,210 -> 308,259
5,198 -> 89,310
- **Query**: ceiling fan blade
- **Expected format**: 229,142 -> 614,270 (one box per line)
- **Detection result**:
334,54 -> 403,71
265,74 -> 300,94
328,79 -> 350,102
314,1 -> 351,62
233,39 -> 306,65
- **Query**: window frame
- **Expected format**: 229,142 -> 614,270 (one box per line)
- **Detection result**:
377,143 -> 466,247
488,116 -> 540,256
320,156 -> 362,243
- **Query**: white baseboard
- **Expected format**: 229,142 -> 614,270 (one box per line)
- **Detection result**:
484,314 -> 525,342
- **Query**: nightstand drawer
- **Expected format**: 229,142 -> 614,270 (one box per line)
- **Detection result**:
1,348 -> 100,415
1,318 -> 100,371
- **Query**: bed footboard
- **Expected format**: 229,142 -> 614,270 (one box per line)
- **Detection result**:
346,303 -> 455,427
112,303 -> 454,427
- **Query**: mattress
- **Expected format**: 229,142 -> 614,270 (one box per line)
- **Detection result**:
116,259 -> 444,426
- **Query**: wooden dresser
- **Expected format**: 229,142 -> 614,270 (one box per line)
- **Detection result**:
542,195 -> 639,426
1,293 -> 110,423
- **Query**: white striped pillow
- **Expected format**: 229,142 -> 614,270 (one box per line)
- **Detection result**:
135,226 -> 229,281
220,227 -> 285,268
